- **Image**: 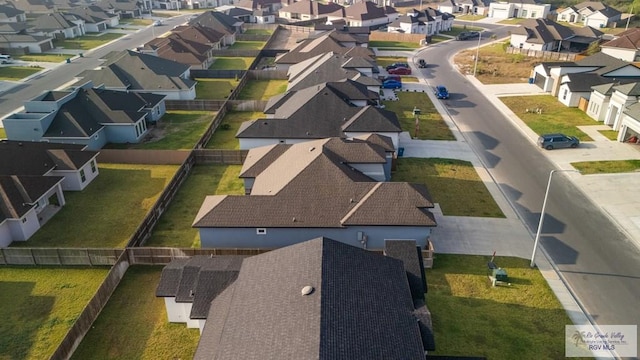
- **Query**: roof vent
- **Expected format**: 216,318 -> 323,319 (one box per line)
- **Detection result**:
263,121 -> 268,125
301,286 -> 314,296
309,146 -> 315,151
292,217 -> 296,222
189,290 -> 194,297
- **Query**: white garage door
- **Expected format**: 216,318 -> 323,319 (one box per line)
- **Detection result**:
491,8 -> 510,19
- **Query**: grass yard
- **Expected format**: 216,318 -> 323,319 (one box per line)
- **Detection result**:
107,111 -> 214,150
599,129 -> 618,140
195,78 -> 239,99
500,95 -> 594,141
375,56 -> 407,68
369,40 -> 421,50
118,18 -> 153,26
571,160 -> 640,174
14,164 -> 178,248
0,127 -> 5,138
393,158 -> 503,217
243,28 -> 273,35
209,57 -> 255,70
0,66 -> 42,80
383,92 -> 454,140
453,14 -> 486,21
227,41 -> 266,50
15,54 -> 75,62
0,266 -> 109,360
454,41 -> 550,84
401,76 -> 419,82
71,266 -> 200,360
53,33 -> 126,50
205,111 -> 262,149
429,35 -> 451,44
427,255 -> 587,359
237,79 -> 288,100
498,18 -> 527,24
145,164 -> 244,248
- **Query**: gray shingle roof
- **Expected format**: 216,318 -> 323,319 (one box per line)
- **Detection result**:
194,237 -> 429,360
193,140 -> 435,229
623,101 -> 640,119
385,239 -> 427,300
0,175 -> 64,222
287,52 -> 375,92
275,32 -> 373,65
576,52 -> 639,76
563,72 -> 612,92
0,140 -> 97,176
614,82 -> 640,96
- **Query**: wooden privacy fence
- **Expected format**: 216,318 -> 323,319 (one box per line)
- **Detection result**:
370,32 -> 424,43
193,149 -> 248,164
505,47 -> 577,61
0,248 -> 124,266
228,99 -> 269,111
164,99 -> 226,111
97,149 -> 190,165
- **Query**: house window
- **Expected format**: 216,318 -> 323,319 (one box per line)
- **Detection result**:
80,169 -> 86,182
531,11 -> 536,18
22,217 -> 27,223
562,89 -> 568,100
90,160 -> 96,173
522,10 -> 527,18
256,228 -> 267,235
561,15 -> 566,20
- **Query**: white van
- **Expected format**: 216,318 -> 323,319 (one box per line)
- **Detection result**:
0,54 -> 12,64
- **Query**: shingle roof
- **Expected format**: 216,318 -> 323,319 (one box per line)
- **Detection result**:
576,52 -> 639,75
193,140 -> 435,229
287,52 -> 375,91
188,10 -> 241,35
623,101 -> 640,119
275,32 -> 373,65
280,0 -> 344,16
563,72 -> 612,92
0,175 -> 64,222
602,28 -> 640,50
237,81 -> 400,139
0,4 -> 25,17
0,140 -> 96,176
194,237 -> 429,360
384,239 -> 427,300
29,12 -> 78,31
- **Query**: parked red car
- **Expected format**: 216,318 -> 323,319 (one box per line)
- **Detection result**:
388,66 -> 411,75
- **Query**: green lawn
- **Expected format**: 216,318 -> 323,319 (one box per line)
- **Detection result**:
500,95 -> 594,141
443,25 -> 484,36
53,33 -> 126,50
572,160 -> 640,174
243,29 -> 273,35
205,111 -> 262,149
195,78 -> 239,99
454,14 -> 486,21
0,66 -> 42,80
118,18 -> 153,26
429,35 -> 451,44
209,57 -> 255,70
107,111 -> 213,150
428,255 -> 587,359
14,54 -> 75,62
13,164 -> 178,248
145,164 -> 244,247
71,266 -> 200,360
0,127 -> 6,138
383,92 -> 454,140
237,79 -> 288,100
227,41 -> 265,50
498,18 -> 527,25
0,266 -> 109,360
393,158 -> 503,217
369,40 -> 420,49
599,129 -> 618,140
401,76 -> 419,83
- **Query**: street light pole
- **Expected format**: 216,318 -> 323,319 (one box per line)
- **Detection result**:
473,31 -> 482,77
530,169 -> 579,267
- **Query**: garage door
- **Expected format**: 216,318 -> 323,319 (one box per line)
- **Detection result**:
534,73 -> 545,89
491,8 -> 509,18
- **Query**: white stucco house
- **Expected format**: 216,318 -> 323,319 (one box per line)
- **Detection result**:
600,27 -> 640,62
388,7 -> 454,36
488,0 -> 551,20
556,1 -> 621,29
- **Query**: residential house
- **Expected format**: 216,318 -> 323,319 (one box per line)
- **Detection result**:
182,0 -> 232,10
3,82 -> 166,150
235,0 -> 291,14
189,11 -> 243,46
509,18 -> 602,52
65,6 -> 119,32
388,7 -> 454,36
278,0 -> 344,22
141,25 -> 223,69
619,102 -> 640,142
556,1 -> 621,29
0,141 -> 100,247
76,50 -> 197,100
286,52 -> 378,91
237,80 -> 402,149
153,0 -> 181,10
158,237 -> 434,360
4,0 -> 57,14
600,27 -> 640,62
28,13 -> 86,40
193,138 -> 435,249
274,30 -> 373,70
0,4 -> 27,22
0,33 -> 54,53
218,6 -> 253,22
533,52 -> 640,100
488,0 -> 551,20
326,1 -> 399,28
95,0 -> 145,19
0,22 -> 29,34
437,0 -> 490,16
587,82 -> 640,132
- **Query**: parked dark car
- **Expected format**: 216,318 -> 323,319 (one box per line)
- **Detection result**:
456,31 -> 480,40
383,75 -> 401,82
418,59 -> 427,68
538,133 -> 579,150
434,85 -> 449,99
388,66 -> 411,75
382,79 -> 402,89
385,62 -> 409,71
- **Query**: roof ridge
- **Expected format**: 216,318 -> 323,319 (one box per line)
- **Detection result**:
0,180 -> 19,218
339,182 -> 382,224
10,175 -> 33,205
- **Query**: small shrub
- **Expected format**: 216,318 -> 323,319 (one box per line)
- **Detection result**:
220,123 -> 231,130
512,54 -> 525,63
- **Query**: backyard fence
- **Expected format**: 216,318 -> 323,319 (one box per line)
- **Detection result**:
164,99 -> 226,111
210,49 -> 261,57
228,99 -> 269,111
0,248 -> 124,266
505,47 -> 577,61
236,34 -> 271,41
247,69 -> 287,80
97,149 -> 190,165
190,69 -> 246,79
370,32 -> 425,43
193,149 -> 248,164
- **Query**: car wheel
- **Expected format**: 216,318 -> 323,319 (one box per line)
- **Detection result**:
545,145 -> 553,150
571,143 -> 578,148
